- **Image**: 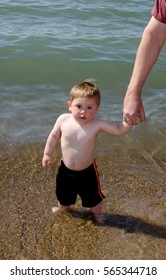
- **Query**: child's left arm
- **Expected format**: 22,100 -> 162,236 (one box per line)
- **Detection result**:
99,120 -> 132,136
116,121 -> 133,135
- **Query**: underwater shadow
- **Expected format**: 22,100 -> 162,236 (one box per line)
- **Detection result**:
70,210 -> 166,239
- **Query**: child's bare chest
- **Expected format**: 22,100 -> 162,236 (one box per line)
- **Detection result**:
61,122 -> 97,145
63,127 -> 88,143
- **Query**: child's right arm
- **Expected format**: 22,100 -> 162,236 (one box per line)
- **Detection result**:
42,116 -> 62,168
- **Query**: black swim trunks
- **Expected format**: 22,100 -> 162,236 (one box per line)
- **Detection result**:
56,160 -> 105,208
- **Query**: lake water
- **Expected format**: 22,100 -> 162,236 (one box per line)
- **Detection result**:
0,0 -> 166,260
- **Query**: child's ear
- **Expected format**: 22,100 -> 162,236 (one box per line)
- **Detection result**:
96,105 -> 100,113
68,101 -> 72,111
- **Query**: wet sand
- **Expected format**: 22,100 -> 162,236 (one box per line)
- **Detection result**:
0,139 -> 166,260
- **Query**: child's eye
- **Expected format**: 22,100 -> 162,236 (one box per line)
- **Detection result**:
88,106 -> 92,110
76,105 -> 82,109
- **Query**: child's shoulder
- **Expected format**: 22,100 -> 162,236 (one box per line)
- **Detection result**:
57,113 -> 71,122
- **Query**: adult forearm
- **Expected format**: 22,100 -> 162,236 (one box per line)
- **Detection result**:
127,17 -> 165,97
127,35 -> 160,95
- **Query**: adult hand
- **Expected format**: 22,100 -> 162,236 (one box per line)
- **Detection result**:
123,93 -> 146,125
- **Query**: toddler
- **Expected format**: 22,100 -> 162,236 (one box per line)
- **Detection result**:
42,80 -> 132,221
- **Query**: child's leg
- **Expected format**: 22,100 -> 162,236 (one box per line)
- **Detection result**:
90,203 -> 101,216
52,201 -> 71,213
90,203 -> 105,222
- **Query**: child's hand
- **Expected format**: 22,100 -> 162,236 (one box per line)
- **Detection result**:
42,155 -> 51,168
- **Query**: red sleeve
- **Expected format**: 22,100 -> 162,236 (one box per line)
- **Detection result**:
151,0 -> 166,23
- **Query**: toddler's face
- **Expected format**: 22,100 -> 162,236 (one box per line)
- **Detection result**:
68,97 -> 100,124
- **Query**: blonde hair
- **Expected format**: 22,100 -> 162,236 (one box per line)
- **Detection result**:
70,79 -> 101,105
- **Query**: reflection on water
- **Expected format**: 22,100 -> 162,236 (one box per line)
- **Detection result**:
0,135 -> 165,260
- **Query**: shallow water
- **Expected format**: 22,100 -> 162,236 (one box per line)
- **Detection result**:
0,136 -> 166,260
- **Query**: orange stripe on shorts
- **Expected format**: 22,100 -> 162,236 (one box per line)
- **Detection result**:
93,160 -> 104,199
